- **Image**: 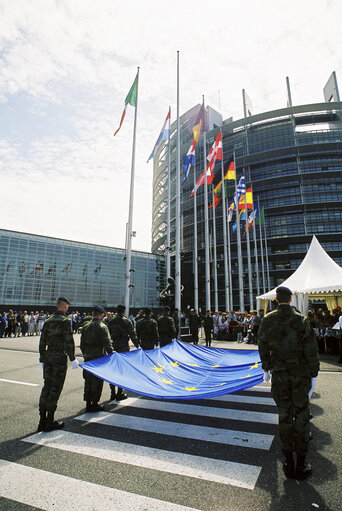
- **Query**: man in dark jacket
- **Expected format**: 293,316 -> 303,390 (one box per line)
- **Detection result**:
38,297 -> 78,432
136,308 -> 159,350
203,310 -> 214,346
258,286 -> 319,480
157,306 -> 176,347
189,309 -> 201,345
80,305 -> 113,412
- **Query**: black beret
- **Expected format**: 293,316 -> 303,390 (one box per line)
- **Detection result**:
276,286 -> 292,296
93,305 -> 106,314
57,296 -> 70,304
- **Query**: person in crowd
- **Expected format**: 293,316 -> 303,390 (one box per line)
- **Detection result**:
236,315 -> 244,343
189,309 -> 201,345
28,312 -> 36,335
135,309 -> 144,324
136,307 -> 159,350
37,311 -> 46,334
22,311 -> 29,336
0,312 -> 7,338
157,306 -> 176,347
258,286 -> 319,480
251,310 -> 260,337
107,304 -> 139,401
172,308 -> 180,339
38,297 -> 78,432
34,311 -> 39,335
80,305 -> 113,412
7,310 -> 15,337
203,310 -> 214,347
14,311 -> 22,337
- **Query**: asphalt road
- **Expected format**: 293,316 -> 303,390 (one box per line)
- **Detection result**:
0,335 -> 341,511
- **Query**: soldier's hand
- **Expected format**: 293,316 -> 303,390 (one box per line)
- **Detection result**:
308,377 -> 317,399
71,359 -> 80,369
263,370 -> 271,383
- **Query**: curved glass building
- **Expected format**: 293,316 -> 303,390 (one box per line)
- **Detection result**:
152,77 -> 342,311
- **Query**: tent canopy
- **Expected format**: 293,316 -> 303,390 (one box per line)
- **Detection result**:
257,236 -> 342,312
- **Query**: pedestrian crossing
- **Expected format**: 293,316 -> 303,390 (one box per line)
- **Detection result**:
1,385 -> 277,510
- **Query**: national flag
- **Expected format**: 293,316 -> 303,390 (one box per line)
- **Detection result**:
234,174 -> 246,208
2,262 -> 13,275
226,160 -> 235,180
31,262 -> 44,275
18,261 -> 26,278
255,205 -> 265,226
94,264 -> 102,275
209,160 -> 235,208
147,108 -> 171,162
61,262 -> 72,274
238,187 -> 253,210
114,73 -> 138,136
227,207 -> 234,223
45,263 -> 56,276
182,104 -> 205,185
190,131 -> 222,197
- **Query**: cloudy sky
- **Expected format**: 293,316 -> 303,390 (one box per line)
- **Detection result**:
1,0 -> 341,252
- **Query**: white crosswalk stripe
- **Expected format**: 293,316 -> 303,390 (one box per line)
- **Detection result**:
1,388 -> 277,509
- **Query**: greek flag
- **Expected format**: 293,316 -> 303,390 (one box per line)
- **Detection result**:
234,174 -> 246,207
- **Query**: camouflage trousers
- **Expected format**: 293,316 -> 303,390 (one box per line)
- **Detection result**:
83,369 -> 104,403
39,354 -> 67,413
271,371 -> 311,455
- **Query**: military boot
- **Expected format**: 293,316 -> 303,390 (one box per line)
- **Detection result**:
282,450 -> 296,479
116,388 -> 128,401
91,403 -> 104,412
296,454 -> 312,480
85,401 -> 93,412
37,410 -> 47,432
45,412 -> 64,432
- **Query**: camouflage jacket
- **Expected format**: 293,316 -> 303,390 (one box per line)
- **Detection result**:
157,314 -> 176,340
258,304 -> 319,377
39,311 -> 75,363
107,315 -> 138,351
80,318 -> 113,361
136,316 -> 159,343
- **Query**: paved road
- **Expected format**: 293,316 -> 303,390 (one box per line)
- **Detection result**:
0,337 -> 341,510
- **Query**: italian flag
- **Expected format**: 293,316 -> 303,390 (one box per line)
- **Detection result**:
114,74 -> 138,136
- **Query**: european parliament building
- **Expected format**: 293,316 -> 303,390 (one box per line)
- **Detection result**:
0,229 -> 165,311
152,72 -> 342,310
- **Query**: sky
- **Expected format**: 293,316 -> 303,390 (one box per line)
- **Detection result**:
1,0 -> 341,252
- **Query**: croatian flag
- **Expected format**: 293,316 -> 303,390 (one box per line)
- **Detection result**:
147,108 -> 171,163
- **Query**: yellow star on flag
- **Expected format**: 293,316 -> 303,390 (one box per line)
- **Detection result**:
239,374 -> 251,379
188,363 -> 198,367
211,364 -> 220,367
169,361 -> 180,367
249,362 -> 260,370
185,387 -> 198,391
152,365 -> 164,373
157,363 -> 165,369
161,379 -> 173,384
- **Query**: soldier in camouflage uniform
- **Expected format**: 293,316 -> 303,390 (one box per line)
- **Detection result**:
107,304 -> 139,401
136,308 -> 159,351
80,305 -> 113,412
157,306 -> 176,347
189,309 -> 201,345
38,297 -> 79,432
258,286 -> 319,480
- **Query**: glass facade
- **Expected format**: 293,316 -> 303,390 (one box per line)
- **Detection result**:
152,101 -> 342,310
0,229 -> 165,310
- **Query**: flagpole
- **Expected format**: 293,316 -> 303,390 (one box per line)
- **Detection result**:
244,190 -> 253,310
203,97 -> 211,311
193,155 -> 199,310
220,156 -> 229,311
166,107 -> 171,280
227,207 -> 233,310
124,67 -> 139,315
252,204 -> 260,296
234,151 -> 244,312
212,185 -> 218,311
264,213 -> 271,291
258,198 -> 266,294
175,51 -> 181,336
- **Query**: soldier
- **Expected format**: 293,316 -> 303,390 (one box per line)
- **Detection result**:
189,309 -> 201,345
157,306 -> 176,347
136,307 -> 159,351
172,308 -> 180,339
107,304 -> 139,401
203,310 -> 214,347
80,305 -> 113,412
38,297 -> 79,432
258,286 -> 319,480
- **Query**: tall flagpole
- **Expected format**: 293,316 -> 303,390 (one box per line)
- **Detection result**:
203,97 -> 211,311
220,157 -> 229,311
212,186 -> 218,311
244,191 -> 253,310
227,208 -> 233,310
124,67 -> 139,315
234,151 -> 244,311
252,204 -> 260,296
166,106 -> 171,280
258,198 -> 266,294
193,156 -> 199,310
175,52 -> 181,336
264,216 -> 271,291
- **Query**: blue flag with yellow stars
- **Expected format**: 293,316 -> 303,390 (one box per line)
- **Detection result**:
80,340 -> 264,400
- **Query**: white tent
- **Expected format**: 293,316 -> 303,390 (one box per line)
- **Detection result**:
256,236 -> 342,314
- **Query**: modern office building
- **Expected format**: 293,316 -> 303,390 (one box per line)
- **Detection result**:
0,229 -> 165,311
152,73 -> 342,311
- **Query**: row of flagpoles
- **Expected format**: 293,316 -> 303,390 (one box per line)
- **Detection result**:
113,54 -> 271,318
